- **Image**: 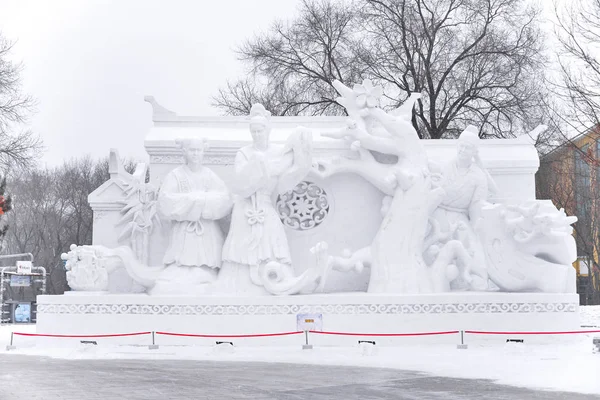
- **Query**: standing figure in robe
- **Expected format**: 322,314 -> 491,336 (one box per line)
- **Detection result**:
427,126 -> 490,290
218,104 -> 313,295
151,138 -> 233,295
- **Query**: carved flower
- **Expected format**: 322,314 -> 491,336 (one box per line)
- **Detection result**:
353,79 -> 383,109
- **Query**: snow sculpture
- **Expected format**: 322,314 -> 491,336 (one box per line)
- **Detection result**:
62,244 -> 162,292
313,79 -> 575,295
151,138 -> 233,295
63,138 -> 234,295
217,104 -> 321,295
62,151 -> 160,293
62,244 -> 109,291
66,83 -> 578,297
425,127 -> 490,291
114,157 -> 159,266
316,80 -> 469,294
311,242 -> 369,292
276,181 -> 330,230
479,201 -> 577,293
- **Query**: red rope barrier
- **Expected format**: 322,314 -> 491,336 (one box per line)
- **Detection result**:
13,331 -> 152,338
16,328 -> 598,341
309,330 -> 460,337
465,329 -> 600,335
155,331 -> 303,338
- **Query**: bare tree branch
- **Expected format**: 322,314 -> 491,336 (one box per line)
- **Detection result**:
3,157 -> 137,294
214,0 -> 546,140
0,34 -> 41,170
212,0 -> 361,116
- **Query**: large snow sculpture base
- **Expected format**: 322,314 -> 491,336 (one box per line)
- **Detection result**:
36,293 -> 579,346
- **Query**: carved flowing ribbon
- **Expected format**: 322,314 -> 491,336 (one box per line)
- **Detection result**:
185,220 -> 204,236
246,194 -> 265,250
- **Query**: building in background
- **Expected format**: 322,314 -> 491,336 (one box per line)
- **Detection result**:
537,126 -> 600,305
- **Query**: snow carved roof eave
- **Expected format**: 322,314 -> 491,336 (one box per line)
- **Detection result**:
142,96 -> 540,174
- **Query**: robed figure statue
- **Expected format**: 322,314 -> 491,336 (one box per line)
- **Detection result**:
151,138 -> 233,295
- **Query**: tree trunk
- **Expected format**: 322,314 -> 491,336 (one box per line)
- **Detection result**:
369,173 -> 433,293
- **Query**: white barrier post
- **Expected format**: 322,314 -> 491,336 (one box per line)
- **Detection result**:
149,331 -> 159,350
6,332 -> 16,351
457,330 -> 468,349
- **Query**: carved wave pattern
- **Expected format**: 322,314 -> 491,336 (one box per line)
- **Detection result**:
37,302 -> 577,315
150,155 -> 235,165
276,181 -> 330,230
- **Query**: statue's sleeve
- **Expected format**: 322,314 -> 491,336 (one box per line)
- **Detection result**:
469,170 -> 489,226
158,171 -> 204,221
231,150 -> 269,198
201,170 -> 233,220
472,170 -> 489,204
276,131 -> 313,194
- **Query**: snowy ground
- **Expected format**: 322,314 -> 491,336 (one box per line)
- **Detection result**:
1,305 -> 599,396
581,305 -> 600,327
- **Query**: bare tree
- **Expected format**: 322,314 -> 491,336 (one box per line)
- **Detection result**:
533,0 -> 600,305
0,35 -> 41,169
214,0 -> 546,139
359,0 -> 545,138
213,78 -> 311,116
4,167 -> 68,293
213,0 -> 362,116
537,138 -> 600,305
3,157 -> 135,294
533,1 -> 600,157
552,0 -> 600,135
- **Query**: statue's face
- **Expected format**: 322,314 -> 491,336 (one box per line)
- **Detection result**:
183,141 -> 205,165
251,124 -> 269,149
457,142 -> 477,165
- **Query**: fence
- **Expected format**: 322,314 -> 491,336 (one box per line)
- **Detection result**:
6,327 -> 600,350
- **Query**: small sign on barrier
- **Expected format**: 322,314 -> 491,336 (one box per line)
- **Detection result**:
16,261 -> 32,275
10,275 -> 31,287
296,313 -> 322,332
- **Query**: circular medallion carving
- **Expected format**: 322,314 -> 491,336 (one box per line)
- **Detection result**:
276,181 -> 330,230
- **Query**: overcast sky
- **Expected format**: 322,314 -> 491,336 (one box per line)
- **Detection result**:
0,1 -> 568,167
0,0 -> 299,166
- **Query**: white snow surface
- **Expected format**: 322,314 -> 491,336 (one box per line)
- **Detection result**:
581,305 -> 600,327
1,306 -> 600,395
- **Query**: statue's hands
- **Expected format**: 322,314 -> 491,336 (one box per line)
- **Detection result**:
427,161 -> 444,188
251,152 -> 269,173
252,151 -> 267,163
384,173 -> 398,190
359,108 -> 371,118
344,119 -> 367,140
344,120 -> 357,141
395,168 -> 415,191
429,171 -> 444,188
350,140 -> 361,152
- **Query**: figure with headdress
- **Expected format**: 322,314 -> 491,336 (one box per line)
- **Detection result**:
151,137 -> 233,295
425,126 -> 491,290
218,104 -> 313,295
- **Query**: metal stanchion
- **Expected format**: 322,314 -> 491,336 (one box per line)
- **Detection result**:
302,330 -> 313,350
148,331 -> 159,350
456,330 -> 468,349
6,332 -> 16,351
